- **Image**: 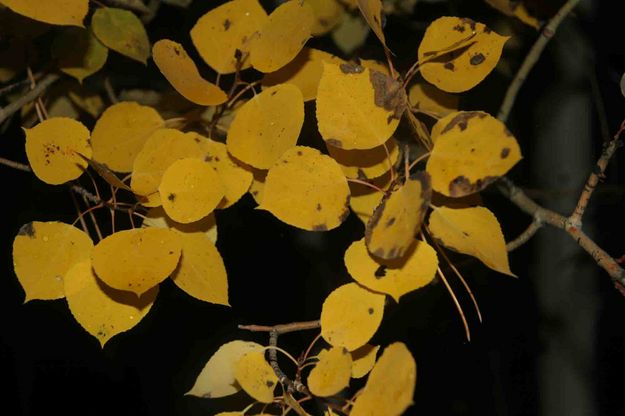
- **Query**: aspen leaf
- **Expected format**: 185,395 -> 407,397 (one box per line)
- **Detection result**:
91,228 -> 182,295
248,167 -> 267,205
143,207 -> 218,244
67,86 -> 105,118
365,172 -> 431,260
91,101 -> 164,173
92,7 -> 150,64
152,40 -> 227,106
350,342 -> 416,416
408,82 -> 458,117
196,136 -> 253,209
159,158 -> 225,224
131,129 -> 206,206
24,117 -> 92,185
261,48 -> 344,101
308,347 -> 352,397
64,260 -> 158,347
426,111 -> 522,197
80,155 -> 133,192
187,340 -> 264,398
52,27 -> 108,83
359,59 -> 390,75
320,283 -> 385,351
0,0 -> 88,26
227,84 -> 304,169
418,17 -> 509,93
351,344 -> 379,378
356,0 -> 388,49
190,0 -> 268,74
316,63 -> 402,150
306,0 -> 344,35
12,221 -> 93,302
235,351 -> 278,403
349,173 -> 391,225
485,0 -> 540,28
428,206 -> 514,276
345,238 -> 437,301
249,0 -> 314,73
327,137 -> 399,180
331,12 -> 369,55
259,146 -> 350,231
170,231 -> 229,306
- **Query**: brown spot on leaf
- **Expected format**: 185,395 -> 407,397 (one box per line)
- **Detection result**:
369,70 -> 407,121
297,150 -> 303,156
18,222 -> 35,238
453,24 -> 465,32
340,62 -> 364,74
462,231 -> 469,237
448,175 -> 497,197
440,111 -> 485,134
460,18 -> 476,31
444,62 -> 455,71
316,203 -> 322,211
385,217 -> 395,228
374,265 -> 387,278
470,53 -> 486,66
204,155 -> 213,162
167,193 -> 176,202
368,307 -> 374,315
326,139 -> 343,148
313,224 -> 328,231
501,147 -> 510,159
339,206 -> 351,222
266,380 -> 274,387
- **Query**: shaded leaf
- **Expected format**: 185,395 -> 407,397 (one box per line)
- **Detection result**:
349,173 -> 391,225
408,82 -> 458,117
306,0 -> 344,35
0,0 -> 87,26
351,344 -> 379,378
143,206 -> 218,243
52,27 -> 108,83
331,12 -> 369,55
327,137 -> 399,180
92,7 -> 150,64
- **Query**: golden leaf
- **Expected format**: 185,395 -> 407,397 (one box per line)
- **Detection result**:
235,351 -> 278,403
0,0 -> 87,26
350,344 -> 379,378
327,137 -> 399,180
308,347 -> 352,397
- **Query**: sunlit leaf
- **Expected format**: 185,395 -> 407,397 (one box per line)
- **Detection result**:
345,238 -> 437,301
152,39 -> 227,106
143,206 -> 218,243
92,7 -> 150,64
350,344 -> 379,378
65,260 -> 157,347
320,283 -> 385,351
428,206 -> 514,276
308,347 -> 351,397
356,0 -> 388,49
12,221 -> 93,302
418,16 -> 509,93
408,82 -> 458,117
259,146 -> 350,231
331,12 -> 369,55
316,62 -> 403,150
306,0 -> 344,35
365,172 -> 431,260
350,342 -> 416,416
52,27 -> 108,83
426,111 -> 521,197
227,84 -> 304,169
261,48 -> 344,101
235,351 -> 278,403
249,0 -> 314,73
190,0 -> 268,74
92,228 -> 182,295
24,117 -> 91,185
0,0 -> 87,26
327,137 -> 399,180
91,101 -> 164,173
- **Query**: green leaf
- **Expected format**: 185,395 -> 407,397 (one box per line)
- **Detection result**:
52,27 -> 108,83
91,8 -> 150,64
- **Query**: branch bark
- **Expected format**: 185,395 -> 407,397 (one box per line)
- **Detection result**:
0,73 -> 60,125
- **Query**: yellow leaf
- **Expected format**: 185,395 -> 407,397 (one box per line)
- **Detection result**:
196,136 -> 253,208
92,7 -> 150,64
306,0 -> 344,35
426,111 -> 522,197
262,48 -> 344,102
320,283 -> 385,351
91,228 -> 182,295
12,221 -> 93,301
259,146 -> 350,231
249,0 -> 314,73
418,16 -> 509,93
64,260 -> 157,347
159,158 -> 225,224
24,117 -> 92,185
190,0 -> 268,74
484,0 -> 540,29
308,347 -> 352,397
365,172 -> 431,260
327,137 -> 399,180
345,238 -> 437,301
359,58 -> 390,75
52,27 -> 108,83
356,0 -> 387,49
316,62 -> 402,150
349,173 -> 391,225
143,206 -> 218,243
186,340 -> 264,398
0,0 -> 87,26
235,351 -> 278,403
91,101 -> 164,173
248,167 -> 267,205
408,82 -> 458,117
331,12 -> 369,55
152,39 -> 227,106
428,206 -> 514,276
131,129 -> 206,206
170,231 -> 229,306
350,344 -> 379,378
227,84 -> 304,169
350,342 -> 416,416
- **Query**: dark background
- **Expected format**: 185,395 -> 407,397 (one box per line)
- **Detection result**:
1,0 -> 624,415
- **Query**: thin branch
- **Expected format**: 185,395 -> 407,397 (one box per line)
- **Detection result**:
0,157 -> 31,172
0,73 -> 60,125
239,320 -> 320,335
497,0 -> 582,122
506,218 -> 543,252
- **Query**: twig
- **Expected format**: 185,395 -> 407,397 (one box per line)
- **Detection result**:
104,77 -> 119,104
506,218 -> 543,251
238,320 -> 320,335
497,0 -> 582,121
0,157 -> 31,172
0,73 -> 60,125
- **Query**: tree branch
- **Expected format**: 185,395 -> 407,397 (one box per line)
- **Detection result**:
0,73 -> 60,125
506,218 -> 543,252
